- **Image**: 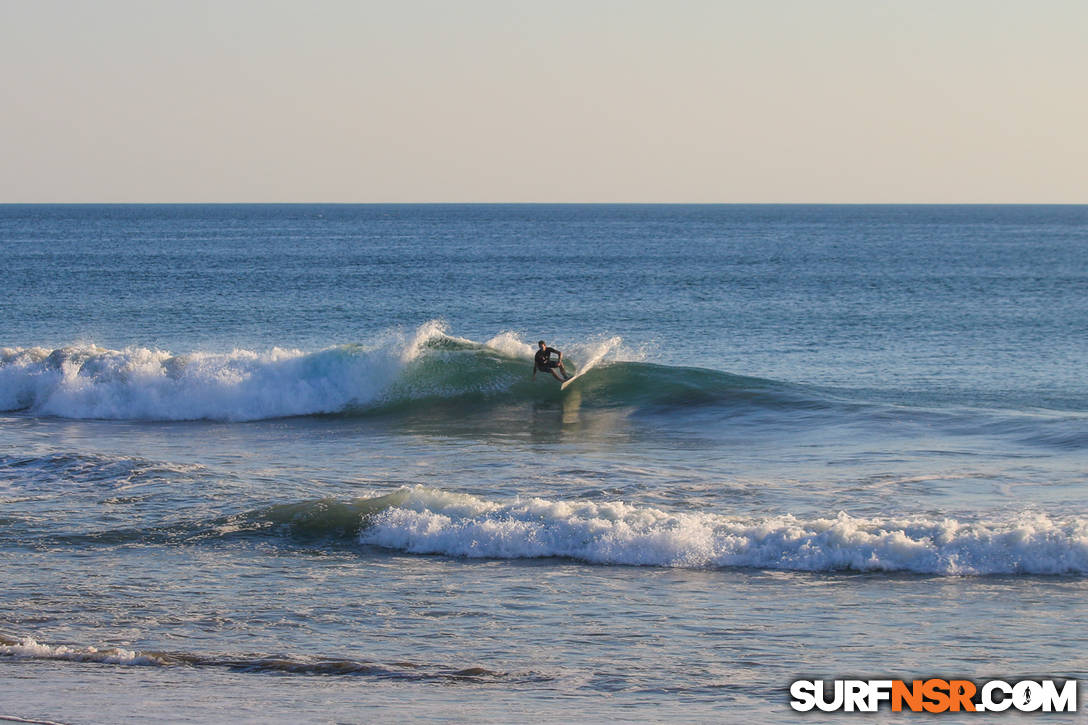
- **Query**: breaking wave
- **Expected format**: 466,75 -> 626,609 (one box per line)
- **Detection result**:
0,322 -> 806,422
357,488 -> 1088,576
24,485 -> 1088,576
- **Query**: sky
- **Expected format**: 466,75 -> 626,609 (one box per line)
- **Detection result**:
1,0 -> 1085,203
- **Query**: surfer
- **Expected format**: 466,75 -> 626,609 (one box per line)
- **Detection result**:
532,340 -> 571,383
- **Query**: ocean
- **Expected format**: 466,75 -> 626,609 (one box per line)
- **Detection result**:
1,204 -> 1086,722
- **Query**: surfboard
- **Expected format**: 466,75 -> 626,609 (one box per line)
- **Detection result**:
560,352 -> 604,390
559,371 -> 582,390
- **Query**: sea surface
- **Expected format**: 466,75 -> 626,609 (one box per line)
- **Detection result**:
1,204 -> 1087,723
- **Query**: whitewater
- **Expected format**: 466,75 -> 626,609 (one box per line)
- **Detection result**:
0,325 -> 630,421
2,204 -> 1087,723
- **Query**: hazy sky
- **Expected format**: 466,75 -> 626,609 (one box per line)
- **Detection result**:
2,0 -> 1085,202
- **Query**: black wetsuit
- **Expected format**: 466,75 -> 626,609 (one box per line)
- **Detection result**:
535,347 -> 560,370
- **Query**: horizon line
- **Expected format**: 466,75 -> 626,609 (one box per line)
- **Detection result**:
2,201 -> 1086,207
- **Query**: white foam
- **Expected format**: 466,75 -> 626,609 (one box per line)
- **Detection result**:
482,331 -> 536,359
0,636 -> 162,666
360,487 -> 1088,575
0,343 -> 377,421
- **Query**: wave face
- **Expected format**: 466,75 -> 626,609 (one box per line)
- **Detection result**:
0,323 -> 803,422
355,487 -> 1088,576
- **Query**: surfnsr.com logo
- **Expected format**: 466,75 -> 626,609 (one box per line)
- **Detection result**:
790,679 -> 1078,713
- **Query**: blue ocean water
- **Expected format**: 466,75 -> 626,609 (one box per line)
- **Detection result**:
1,204 -> 1087,722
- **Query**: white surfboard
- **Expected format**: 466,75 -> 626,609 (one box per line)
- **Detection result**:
560,366 -> 590,390
560,338 -> 618,390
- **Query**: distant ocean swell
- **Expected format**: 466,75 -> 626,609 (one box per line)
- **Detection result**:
0,322 -> 807,422
19,486 -> 1088,576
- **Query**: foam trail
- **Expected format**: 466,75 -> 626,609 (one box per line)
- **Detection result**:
360,487 -> 1088,576
0,635 -> 528,682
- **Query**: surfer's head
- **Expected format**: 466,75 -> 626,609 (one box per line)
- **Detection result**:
538,340 -> 546,348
